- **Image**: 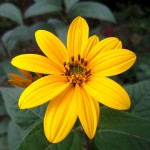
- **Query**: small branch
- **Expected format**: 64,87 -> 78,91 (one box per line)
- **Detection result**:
0,38 -> 10,59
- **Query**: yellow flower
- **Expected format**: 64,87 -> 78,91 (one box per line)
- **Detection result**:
8,69 -> 43,88
11,16 -> 136,143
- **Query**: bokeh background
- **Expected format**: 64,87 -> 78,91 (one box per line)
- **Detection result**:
0,0 -> 150,149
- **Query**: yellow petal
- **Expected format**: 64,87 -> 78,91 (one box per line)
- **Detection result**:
83,76 -> 130,110
88,49 -> 136,76
86,37 -> 122,62
35,30 -> 69,66
11,54 -> 64,74
18,75 -> 69,109
67,16 -> 89,60
76,84 -> 99,139
44,86 -> 77,143
81,35 -> 99,59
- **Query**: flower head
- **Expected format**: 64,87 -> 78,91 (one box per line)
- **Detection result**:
11,16 -> 136,143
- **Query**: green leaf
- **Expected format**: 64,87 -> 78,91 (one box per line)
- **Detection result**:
1,26 -> 34,49
47,0 -> 62,6
0,92 -> 7,116
93,107 -> 150,150
0,133 -> 8,150
34,0 -> 62,6
0,87 -> 47,135
1,59 -> 21,78
0,3 -> 23,24
93,132 -> 150,150
64,0 -> 79,10
0,42 -> 4,55
24,0 -> 62,18
17,122 -> 48,150
68,2 -> 116,23
7,26 -> 34,42
48,18 -> 68,44
0,117 -> 10,135
2,30 -> 17,52
31,22 -> 56,35
17,122 -> 85,150
126,80 -> 150,120
0,99 -> 7,116
8,121 -> 23,150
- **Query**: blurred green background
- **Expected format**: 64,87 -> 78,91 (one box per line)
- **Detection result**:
0,0 -> 150,150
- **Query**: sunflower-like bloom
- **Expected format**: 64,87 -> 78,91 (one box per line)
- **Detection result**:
8,69 -> 43,88
11,16 -> 136,143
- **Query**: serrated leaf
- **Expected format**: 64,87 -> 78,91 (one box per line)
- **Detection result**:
0,87 -> 47,136
64,0 -> 79,10
68,2 -> 116,23
126,80 -> 150,120
92,107 -> 150,150
8,121 -> 23,150
24,0 -> 61,18
0,3 -> 23,24
17,122 -> 85,150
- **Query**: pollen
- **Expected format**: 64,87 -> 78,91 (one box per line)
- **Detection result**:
70,66 -> 83,75
64,55 -> 91,85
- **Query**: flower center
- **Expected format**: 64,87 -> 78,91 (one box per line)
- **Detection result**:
64,55 -> 91,85
70,66 -> 83,75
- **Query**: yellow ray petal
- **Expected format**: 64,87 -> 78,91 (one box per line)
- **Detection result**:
81,35 -> 99,59
11,54 -> 64,74
83,76 -> 130,110
87,37 -> 122,62
44,86 -> 77,143
67,16 -> 89,61
35,30 -> 69,65
88,49 -> 136,76
18,75 -> 69,109
76,84 -> 99,139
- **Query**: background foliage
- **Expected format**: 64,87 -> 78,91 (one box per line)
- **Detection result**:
0,0 -> 150,149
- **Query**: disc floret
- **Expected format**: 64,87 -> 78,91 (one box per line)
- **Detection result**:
64,55 -> 91,85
